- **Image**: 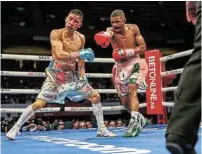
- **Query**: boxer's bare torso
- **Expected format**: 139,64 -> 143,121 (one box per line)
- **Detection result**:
110,24 -> 138,50
51,28 -> 84,71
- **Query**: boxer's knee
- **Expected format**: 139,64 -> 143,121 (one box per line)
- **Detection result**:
31,99 -> 46,110
88,92 -> 101,104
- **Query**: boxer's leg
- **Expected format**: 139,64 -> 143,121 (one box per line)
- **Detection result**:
122,84 -> 142,137
123,63 -> 148,137
6,76 -> 56,140
6,98 -> 47,140
112,64 -> 131,112
88,91 -> 117,137
88,92 -> 104,128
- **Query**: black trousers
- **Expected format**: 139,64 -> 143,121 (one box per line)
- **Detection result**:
166,1 -> 201,147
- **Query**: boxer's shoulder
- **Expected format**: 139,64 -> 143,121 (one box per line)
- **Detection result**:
126,24 -> 139,32
50,28 -> 65,38
51,28 -> 66,34
75,31 -> 85,41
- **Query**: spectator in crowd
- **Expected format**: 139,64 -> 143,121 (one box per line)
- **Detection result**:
51,119 -> 59,130
57,121 -> 65,130
37,124 -> 47,131
104,120 -> 109,128
21,120 -> 37,132
86,121 -> 93,129
79,121 -> 87,129
109,120 -> 116,128
46,120 -> 52,130
73,120 -> 80,129
148,118 -> 154,125
1,121 -> 8,133
116,119 -> 124,127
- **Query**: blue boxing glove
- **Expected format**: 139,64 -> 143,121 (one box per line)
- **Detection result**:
79,48 -> 95,62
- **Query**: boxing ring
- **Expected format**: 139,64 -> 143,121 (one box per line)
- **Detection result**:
1,49 -> 201,154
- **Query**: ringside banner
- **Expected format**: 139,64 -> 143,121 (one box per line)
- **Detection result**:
145,50 -> 163,114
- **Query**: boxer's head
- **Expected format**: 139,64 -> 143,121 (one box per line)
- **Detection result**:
65,9 -> 83,31
110,10 -> 126,34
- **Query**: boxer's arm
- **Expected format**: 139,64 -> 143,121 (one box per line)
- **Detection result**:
50,30 -> 72,61
94,27 -> 113,48
78,35 -> 86,77
134,25 -> 146,54
51,30 -> 94,62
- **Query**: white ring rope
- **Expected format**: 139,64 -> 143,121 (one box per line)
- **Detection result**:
1,88 -> 146,94
161,68 -> 184,77
160,49 -> 193,62
1,54 -> 114,63
1,49 -> 192,63
1,87 -> 177,94
1,69 -> 183,78
1,71 -> 112,78
1,103 -> 146,113
1,102 -> 174,113
162,102 -> 175,107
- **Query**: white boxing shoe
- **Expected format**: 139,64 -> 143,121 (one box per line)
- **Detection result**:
6,124 -> 20,140
97,126 -> 117,137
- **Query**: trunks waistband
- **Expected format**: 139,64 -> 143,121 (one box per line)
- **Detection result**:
48,60 -> 75,72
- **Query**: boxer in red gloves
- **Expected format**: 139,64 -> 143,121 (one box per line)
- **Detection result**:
94,10 -> 149,137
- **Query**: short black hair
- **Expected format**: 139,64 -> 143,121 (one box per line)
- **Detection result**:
111,10 -> 125,18
69,9 -> 84,21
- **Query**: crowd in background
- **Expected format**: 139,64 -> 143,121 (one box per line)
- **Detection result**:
1,115 -> 155,133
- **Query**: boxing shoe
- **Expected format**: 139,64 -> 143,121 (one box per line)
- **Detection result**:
123,116 -> 141,137
6,124 -> 20,140
97,125 -> 117,137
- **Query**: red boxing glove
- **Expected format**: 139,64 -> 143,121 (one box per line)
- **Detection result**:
112,49 -> 136,62
94,31 -> 111,48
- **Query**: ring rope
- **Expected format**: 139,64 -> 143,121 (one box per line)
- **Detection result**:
1,49 -> 192,63
1,68 -> 183,78
1,54 -> 114,63
1,88 -> 145,94
1,103 -> 146,113
160,49 -> 193,62
161,68 -> 183,77
1,87 -> 177,94
162,102 -> 175,107
1,102 -> 174,113
1,71 -> 112,78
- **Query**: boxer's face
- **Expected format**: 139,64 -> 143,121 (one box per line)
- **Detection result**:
65,13 -> 82,31
110,15 -> 126,33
